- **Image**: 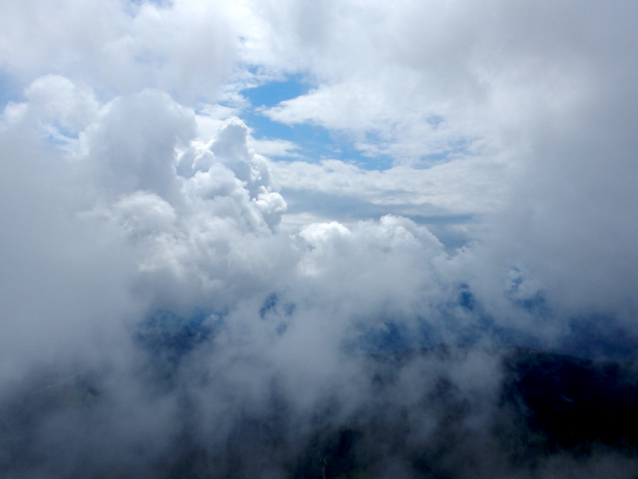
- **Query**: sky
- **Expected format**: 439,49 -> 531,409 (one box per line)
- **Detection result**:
1,0 -> 638,477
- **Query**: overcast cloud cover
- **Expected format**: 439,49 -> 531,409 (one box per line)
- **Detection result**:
1,0 -> 638,477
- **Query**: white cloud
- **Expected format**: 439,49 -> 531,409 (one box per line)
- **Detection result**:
1,0 -> 636,371
243,0 -> 638,324
0,0 -> 238,100
269,156 -> 512,216
24,75 -> 100,131
2,1 -> 638,474
247,137 -> 302,158
83,89 -> 196,202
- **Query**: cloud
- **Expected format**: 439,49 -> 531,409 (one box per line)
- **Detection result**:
247,137 -> 302,158
0,0 -> 239,100
248,0 -> 638,324
2,1 -> 638,476
269,156 -> 511,219
85,89 -> 197,203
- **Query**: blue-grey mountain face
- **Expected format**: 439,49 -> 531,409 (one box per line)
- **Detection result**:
2,336 -> 638,479
136,310 -> 215,366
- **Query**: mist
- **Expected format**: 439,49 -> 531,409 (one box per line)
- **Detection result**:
2,1 -> 638,477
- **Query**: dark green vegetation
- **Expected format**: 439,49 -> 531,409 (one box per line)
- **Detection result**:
2,347 -> 638,478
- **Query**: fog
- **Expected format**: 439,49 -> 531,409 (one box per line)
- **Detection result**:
1,1 -> 638,477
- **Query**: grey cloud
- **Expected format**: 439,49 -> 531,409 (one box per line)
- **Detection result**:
86,89 -> 197,203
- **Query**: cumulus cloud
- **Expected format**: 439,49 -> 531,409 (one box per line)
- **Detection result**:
246,0 -> 638,324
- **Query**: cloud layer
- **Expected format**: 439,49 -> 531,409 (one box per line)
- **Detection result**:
2,0 -> 638,477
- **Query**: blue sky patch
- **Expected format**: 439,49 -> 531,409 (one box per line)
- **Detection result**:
0,71 -> 21,109
242,74 -> 309,108
243,111 -> 393,170
238,75 -> 394,170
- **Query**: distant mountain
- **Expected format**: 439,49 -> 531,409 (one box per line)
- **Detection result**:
2,346 -> 638,478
